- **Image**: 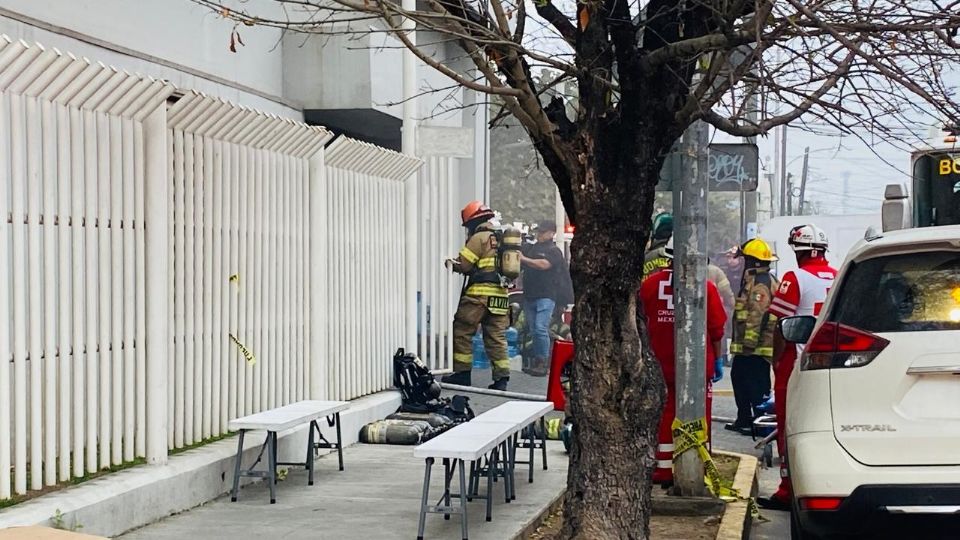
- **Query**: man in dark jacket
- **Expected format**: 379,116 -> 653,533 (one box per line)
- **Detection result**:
519,220 -> 566,376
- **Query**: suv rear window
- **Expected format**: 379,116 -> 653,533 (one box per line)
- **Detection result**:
831,250 -> 960,332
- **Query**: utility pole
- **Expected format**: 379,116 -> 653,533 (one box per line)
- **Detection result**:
798,147 -> 810,215
741,91 -> 759,242
766,172 -> 776,217
673,120 -> 709,497
786,173 -> 794,216
779,125 -> 788,216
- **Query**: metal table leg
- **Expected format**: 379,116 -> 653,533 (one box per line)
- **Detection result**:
486,447 -> 497,522
467,460 -> 476,501
306,419 -> 316,486
457,459 -> 469,540
335,412 -> 344,471
230,430 -> 246,502
509,433 -> 518,501
539,417 -> 548,470
528,426 -> 535,483
266,431 -> 277,504
501,441 -> 511,504
417,458 -> 434,540
443,458 -> 452,521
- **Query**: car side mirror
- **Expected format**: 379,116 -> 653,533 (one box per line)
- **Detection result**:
778,316 -> 818,344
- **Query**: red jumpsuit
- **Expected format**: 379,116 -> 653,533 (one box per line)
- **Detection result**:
640,268 -> 727,484
766,258 -> 837,503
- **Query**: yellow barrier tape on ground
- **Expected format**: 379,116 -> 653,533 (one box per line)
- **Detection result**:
672,417 -> 765,522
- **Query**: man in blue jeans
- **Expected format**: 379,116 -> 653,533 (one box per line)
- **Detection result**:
520,220 -> 566,377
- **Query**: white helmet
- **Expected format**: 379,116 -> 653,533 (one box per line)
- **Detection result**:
788,224 -> 829,252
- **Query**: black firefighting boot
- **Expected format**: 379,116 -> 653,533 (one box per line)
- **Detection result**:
441,371 -> 472,387
488,377 -> 509,391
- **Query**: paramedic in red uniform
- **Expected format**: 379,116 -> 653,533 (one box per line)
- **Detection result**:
758,224 -> 837,510
639,236 -> 728,486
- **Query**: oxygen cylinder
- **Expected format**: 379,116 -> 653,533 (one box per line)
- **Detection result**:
359,419 -> 433,445
386,412 -> 453,429
498,227 -> 523,280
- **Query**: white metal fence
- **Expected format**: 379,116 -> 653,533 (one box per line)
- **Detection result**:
416,157 -> 462,372
0,36 -> 426,501
166,92 -> 333,448
0,37 -> 174,498
323,138 -> 421,400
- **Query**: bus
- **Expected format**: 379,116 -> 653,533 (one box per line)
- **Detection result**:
883,143 -> 960,231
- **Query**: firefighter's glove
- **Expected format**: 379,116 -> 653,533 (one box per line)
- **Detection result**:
712,356 -> 725,383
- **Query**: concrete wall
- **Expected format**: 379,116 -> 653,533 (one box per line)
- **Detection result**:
0,0 -> 284,93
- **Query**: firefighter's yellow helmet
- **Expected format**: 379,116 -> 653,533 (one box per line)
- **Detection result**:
740,238 -> 778,262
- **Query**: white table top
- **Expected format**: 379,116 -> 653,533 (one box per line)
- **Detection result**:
413,421 -> 517,460
471,401 -> 553,427
228,400 -> 350,432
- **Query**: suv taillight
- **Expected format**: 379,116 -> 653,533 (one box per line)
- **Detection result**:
800,322 -> 890,371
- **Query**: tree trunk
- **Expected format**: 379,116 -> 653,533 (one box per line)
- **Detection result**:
559,151 -> 667,539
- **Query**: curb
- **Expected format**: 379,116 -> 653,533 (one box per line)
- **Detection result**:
513,490 -> 565,540
714,450 -> 760,540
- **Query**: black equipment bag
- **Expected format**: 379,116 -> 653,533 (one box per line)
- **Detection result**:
393,348 -> 474,423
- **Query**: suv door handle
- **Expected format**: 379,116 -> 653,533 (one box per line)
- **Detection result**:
906,365 -> 960,375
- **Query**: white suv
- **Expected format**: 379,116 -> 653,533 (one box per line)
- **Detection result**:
780,225 -> 960,539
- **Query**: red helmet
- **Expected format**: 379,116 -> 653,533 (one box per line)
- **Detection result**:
460,200 -> 495,226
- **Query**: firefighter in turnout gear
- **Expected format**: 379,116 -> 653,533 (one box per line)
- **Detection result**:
726,238 -> 779,435
758,224 -> 837,511
442,201 -> 511,391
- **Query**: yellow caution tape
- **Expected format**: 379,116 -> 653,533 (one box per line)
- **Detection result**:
672,417 -> 765,522
229,333 -> 256,366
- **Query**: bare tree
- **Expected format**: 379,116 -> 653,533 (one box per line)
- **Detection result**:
194,0 -> 960,537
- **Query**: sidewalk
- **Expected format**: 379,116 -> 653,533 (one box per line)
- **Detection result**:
121,441 -> 568,540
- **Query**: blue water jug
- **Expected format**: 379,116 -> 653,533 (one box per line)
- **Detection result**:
472,330 -> 489,369
506,326 -> 519,358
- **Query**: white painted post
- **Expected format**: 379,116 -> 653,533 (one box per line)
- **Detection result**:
254,149 -> 266,409
0,90 -> 12,500
134,121 -> 147,457
121,117 -> 136,463
26,96 -> 44,491
144,105 -> 169,465
109,114 -> 123,466
312,150 -> 331,399
235,145 -> 247,416
97,111 -> 112,471
70,106 -> 86,477
183,132 -> 195,446
83,108 -> 98,475
201,136 -> 214,436
192,135 -> 204,438
11,92 -> 28,494
40,99 -> 58,487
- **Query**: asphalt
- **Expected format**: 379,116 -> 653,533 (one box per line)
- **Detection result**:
711,376 -> 790,540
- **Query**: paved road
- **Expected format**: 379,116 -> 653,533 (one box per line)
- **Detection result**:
446,366 -> 791,538
712,377 -> 790,539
